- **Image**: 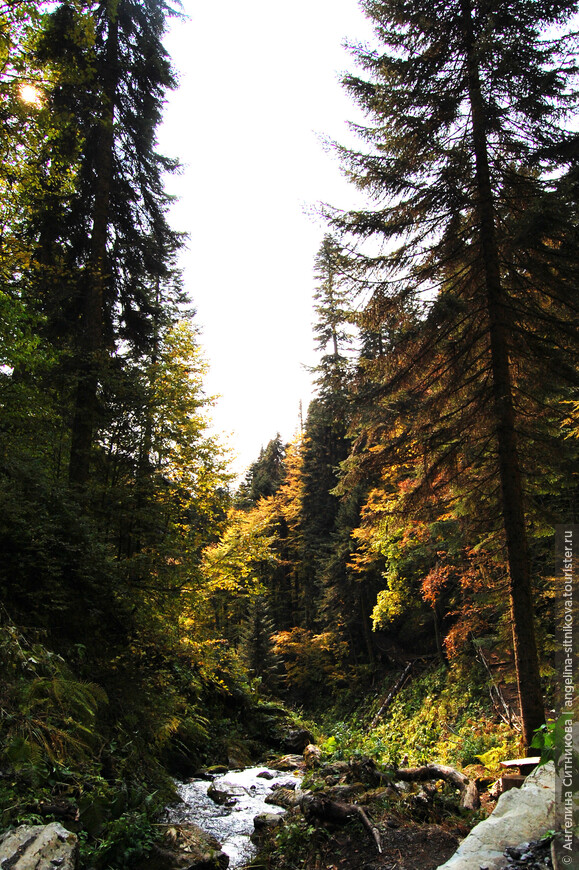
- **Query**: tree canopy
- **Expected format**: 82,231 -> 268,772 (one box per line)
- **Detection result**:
0,0 -> 577,863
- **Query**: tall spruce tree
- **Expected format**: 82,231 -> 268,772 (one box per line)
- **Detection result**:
333,0 -> 579,746
312,235 -> 355,405
297,239 -> 357,633
51,0 -> 184,487
235,435 -> 286,508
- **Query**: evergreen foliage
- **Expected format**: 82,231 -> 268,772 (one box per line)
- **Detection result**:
0,0 -> 577,861
324,0 -> 579,746
235,434 -> 287,508
239,594 -> 282,693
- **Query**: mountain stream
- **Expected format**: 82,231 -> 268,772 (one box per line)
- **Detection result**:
163,766 -> 301,868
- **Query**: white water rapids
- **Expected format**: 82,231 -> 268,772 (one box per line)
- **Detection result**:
164,766 -> 301,868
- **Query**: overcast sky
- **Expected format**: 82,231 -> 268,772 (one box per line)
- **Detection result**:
157,0 -> 374,477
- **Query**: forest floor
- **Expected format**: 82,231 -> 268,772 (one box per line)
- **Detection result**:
283,816 -> 465,870
292,823 -> 557,870
262,787 -> 493,870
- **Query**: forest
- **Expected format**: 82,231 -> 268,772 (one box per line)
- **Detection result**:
0,0 -> 578,868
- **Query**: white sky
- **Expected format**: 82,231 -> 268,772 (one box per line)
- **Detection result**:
157,0 -> 374,478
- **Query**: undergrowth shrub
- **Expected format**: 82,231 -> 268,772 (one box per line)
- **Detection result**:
318,663 -> 521,769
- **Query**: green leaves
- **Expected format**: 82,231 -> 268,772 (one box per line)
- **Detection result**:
531,714 -> 579,776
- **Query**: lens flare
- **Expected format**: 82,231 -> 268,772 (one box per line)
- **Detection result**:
18,83 -> 43,108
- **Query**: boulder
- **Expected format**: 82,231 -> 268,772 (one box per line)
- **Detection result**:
250,813 -> 284,847
207,783 -> 236,806
269,754 -> 305,771
265,787 -> 301,809
256,770 -> 275,780
252,813 -> 283,832
282,729 -> 315,754
0,822 -> 78,870
141,824 -> 229,870
436,762 -> 555,870
205,765 -> 229,775
304,744 -> 322,769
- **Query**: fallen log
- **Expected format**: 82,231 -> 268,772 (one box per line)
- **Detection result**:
299,793 -> 382,853
393,763 -> 480,810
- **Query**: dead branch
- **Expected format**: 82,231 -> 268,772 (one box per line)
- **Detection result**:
472,636 -> 521,732
299,793 -> 382,853
393,764 -> 480,810
371,661 -> 414,727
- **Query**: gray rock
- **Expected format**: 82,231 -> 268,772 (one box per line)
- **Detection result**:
283,729 -> 315,753
0,822 -> 78,870
253,813 -> 283,831
269,754 -> 305,771
265,787 -> 301,809
207,783 -> 236,806
436,762 -> 555,870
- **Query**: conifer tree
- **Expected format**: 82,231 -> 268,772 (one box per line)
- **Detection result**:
30,0 -> 184,487
297,239 -> 358,632
235,435 -> 286,508
312,235 -> 355,406
239,594 -> 281,693
333,0 -> 579,745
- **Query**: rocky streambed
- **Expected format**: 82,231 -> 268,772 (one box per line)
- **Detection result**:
162,764 -> 302,868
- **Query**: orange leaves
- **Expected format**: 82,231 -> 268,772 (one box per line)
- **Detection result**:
421,562 -> 454,607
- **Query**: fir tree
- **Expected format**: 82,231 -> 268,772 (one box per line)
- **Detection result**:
333,0 -> 579,745
239,594 -> 281,693
24,0 -> 185,487
312,234 -> 355,407
235,435 -> 286,508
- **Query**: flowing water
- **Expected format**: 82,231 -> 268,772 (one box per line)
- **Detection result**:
164,766 -> 301,868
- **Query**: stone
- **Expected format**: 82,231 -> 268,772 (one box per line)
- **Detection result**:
0,822 -> 78,870
226,757 -> 246,771
436,762 -> 555,870
265,787 -> 300,809
282,729 -> 315,753
304,744 -> 322,769
207,783 -> 236,806
275,779 -> 297,790
269,754 -> 305,771
252,813 -> 283,831
141,824 -> 229,870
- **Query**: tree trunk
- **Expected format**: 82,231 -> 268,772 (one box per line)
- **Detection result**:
68,3 -> 119,487
460,0 -> 544,748
360,587 -> 376,665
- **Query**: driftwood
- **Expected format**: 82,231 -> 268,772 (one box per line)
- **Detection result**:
393,764 -> 480,810
299,793 -> 382,853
